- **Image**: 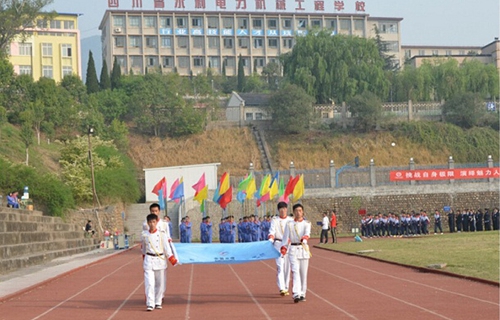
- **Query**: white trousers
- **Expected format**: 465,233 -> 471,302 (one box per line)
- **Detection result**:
289,250 -> 309,298
144,268 -> 165,307
275,254 -> 291,291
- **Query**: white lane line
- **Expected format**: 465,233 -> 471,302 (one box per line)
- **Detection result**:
311,265 -> 454,320
315,251 -> 499,306
229,264 -> 272,320
31,258 -> 137,320
107,281 -> 143,320
259,261 -> 359,320
185,264 -> 194,320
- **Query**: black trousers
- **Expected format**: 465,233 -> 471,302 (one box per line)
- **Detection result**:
330,227 -> 337,243
320,229 -> 329,243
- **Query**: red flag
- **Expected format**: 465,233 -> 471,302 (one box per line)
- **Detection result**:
192,173 -> 206,193
284,175 -> 299,200
218,186 -> 233,209
152,177 -> 166,195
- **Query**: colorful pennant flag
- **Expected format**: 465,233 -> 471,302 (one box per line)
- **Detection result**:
269,173 -> 279,199
192,173 -> 206,193
284,175 -> 299,200
236,190 -> 246,204
219,172 -> 230,196
170,178 -> 179,200
259,174 -> 270,197
237,174 -> 252,193
152,177 -> 167,210
172,177 -> 184,200
246,176 -> 256,200
292,174 -> 304,201
218,186 -> 233,209
194,185 -> 208,204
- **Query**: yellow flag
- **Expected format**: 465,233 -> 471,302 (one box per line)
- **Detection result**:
293,174 -> 304,201
219,172 -> 230,195
260,174 -> 271,197
246,176 -> 256,199
194,185 -> 208,204
269,176 -> 279,199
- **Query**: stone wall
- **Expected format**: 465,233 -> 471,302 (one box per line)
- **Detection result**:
65,203 -> 127,239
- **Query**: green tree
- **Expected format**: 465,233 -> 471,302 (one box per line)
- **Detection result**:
99,59 -> 111,90
95,89 -> 129,123
348,91 -> 383,132
237,54 -> 245,92
261,61 -> 281,91
432,59 -> 464,101
20,122 -> 33,165
283,32 -> 389,104
442,92 -> 486,128
0,106 -> 7,141
268,84 -> 315,134
0,0 -> 54,54
373,25 -> 398,71
244,72 -> 265,93
110,57 -> 121,90
85,51 -> 99,94
30,77 -> 58,144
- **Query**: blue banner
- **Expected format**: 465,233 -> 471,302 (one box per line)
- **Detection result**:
175,241 -> 279,264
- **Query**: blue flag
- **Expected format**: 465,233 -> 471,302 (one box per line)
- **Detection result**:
236,190 -> 246,203
174,241 -> 280,264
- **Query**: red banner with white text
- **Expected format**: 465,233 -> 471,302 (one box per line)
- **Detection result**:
390,167 -> 500,181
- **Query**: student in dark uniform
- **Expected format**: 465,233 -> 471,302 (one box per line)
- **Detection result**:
455,209 -> 462,232
447,209 -> 455,233
476,209 -> 483,232
433,210 -> 443,234
484,208 -> 492,231
462,210 -> 469,232
493,208 -> 500,231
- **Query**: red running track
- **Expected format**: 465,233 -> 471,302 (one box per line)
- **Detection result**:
0,245 -> 498,320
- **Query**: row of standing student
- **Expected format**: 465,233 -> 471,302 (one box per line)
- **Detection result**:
448,208 -> 500,232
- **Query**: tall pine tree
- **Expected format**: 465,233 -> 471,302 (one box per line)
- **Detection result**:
85,51 -> 99,94
110,57 -> 122,90
99,59 -> 111,90
237,54 -> 245,92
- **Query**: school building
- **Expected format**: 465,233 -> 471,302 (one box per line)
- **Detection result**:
8,13 -> 82,82
98,0 -> 403,76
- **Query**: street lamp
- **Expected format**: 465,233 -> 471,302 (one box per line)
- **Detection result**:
88,127 -> 100,208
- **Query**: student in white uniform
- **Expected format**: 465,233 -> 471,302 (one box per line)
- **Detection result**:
281,203 -> 311,303
268,201 -> 294,296
141,214 -> 178,311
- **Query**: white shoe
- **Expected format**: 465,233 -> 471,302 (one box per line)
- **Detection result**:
147,306 -> 154,311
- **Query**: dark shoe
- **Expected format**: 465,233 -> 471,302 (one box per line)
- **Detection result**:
293,296 -> 300,303
299,296 -> 306,302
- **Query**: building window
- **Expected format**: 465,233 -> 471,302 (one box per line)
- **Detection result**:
379,23 -> 398,33
131,56 -> 142,67
238,38 -> 249,48
144,16 -> 157,28
253,38 -> 263,49
327,19 -> 337,31
253,58 -> 265,67
224,57 -> 235,67
18,43 -> 32,56
176,17 -> 186,27
42,66 -> 53,78
178,56 -> 189,68
208,37 -> 219,48
114,36 -> 125,47
282,19 -> 292,28
252,18 -> 262,28
160,17 -> 171,27
223,17 -> 233,29
162,56 -> 173,67
385,41 -> 398,52
61,44 -> 72,57
237,18 -> 247,29
404,50 -> 411,58
267,19 -> 277,29
42,43 -> 52,56
193,37 -> 204,48
223,38 -> 233,48
177,37 -> 188,48
19,65 -> 32,75
459,50 -> 465,55
192,17 -> 202,27
161,36 -> 172,48
208,17 -> 219,28
340,19 -> 351,31
64,20 -> 75,29
129,16 -> 141,27
50,20 -> 61,29
62,66 -> 73,77
268,38 -> 278,48
116,56 -> 127,69
297,19 -> 307,29
129,36 -> 141,47
37,19 -> 49,28
113,15 -> 125,27
147,56 -> 158,66
432,50 -> 439,55
418,49 -> 425,56
354,19 -> 364,31
311,19 -> 321,28
241,57 -> 249,67
445,50 -> 452,56
245,113 -> 253,121
193,57 -> 204,67
146,36 -> 158,48
255,113 -> 263,120
209,56 -> 220,68
283,38 -> 293,49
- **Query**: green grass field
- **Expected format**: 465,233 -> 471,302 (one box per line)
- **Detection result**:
320,231 -> 500,282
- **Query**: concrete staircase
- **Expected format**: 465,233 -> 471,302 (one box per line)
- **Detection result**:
0,208 -> 99,275
252,125 -> 274,174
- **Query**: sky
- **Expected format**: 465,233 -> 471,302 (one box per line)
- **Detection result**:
48,0 -> 499,46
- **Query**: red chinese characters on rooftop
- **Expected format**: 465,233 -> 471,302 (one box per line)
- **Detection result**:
314,0 -> 324,11
175,0 -> 185,8
355,1 -> 365,12
216,0 -> 227,9
295,0 -> 305,10
334,0 -> 344,11
236,0 -> 246,9
154,0 -> 165,8
108,0 -> 119,7
255,0 -> 266,10
194,0 -> 206,8
390,168 -> 500,181
132,0 -> 142,8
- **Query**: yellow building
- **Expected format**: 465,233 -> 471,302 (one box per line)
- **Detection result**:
9,13 -> 82,82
